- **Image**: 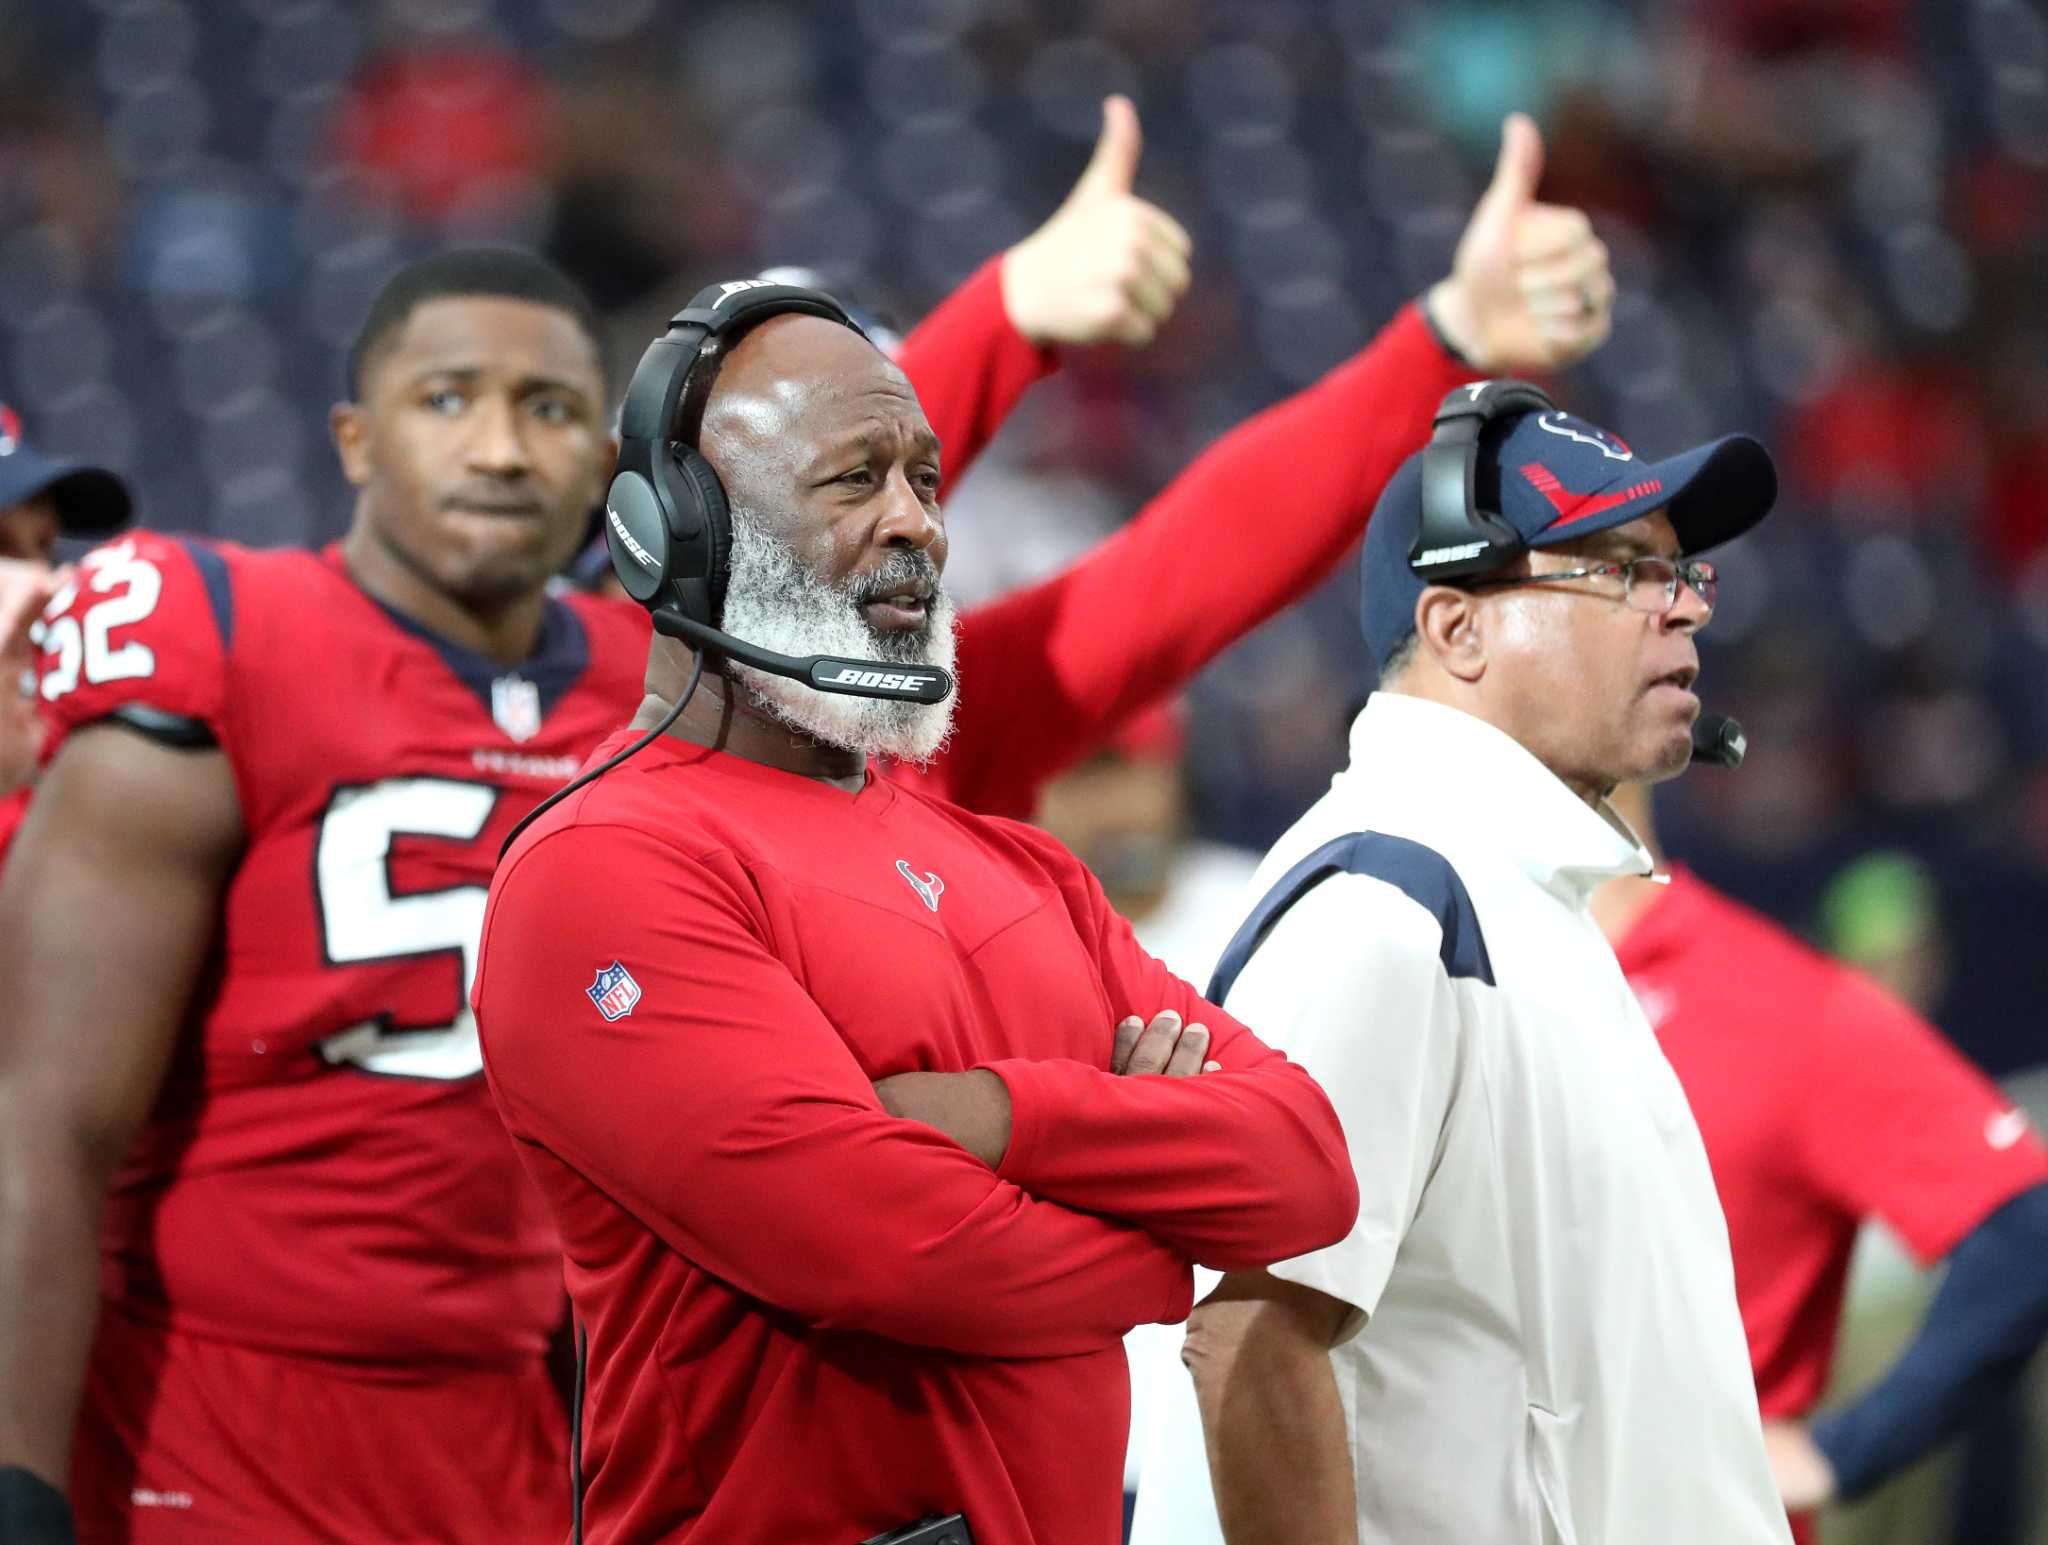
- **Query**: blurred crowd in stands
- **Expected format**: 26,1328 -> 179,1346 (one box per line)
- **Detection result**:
1,0 -> 2044,1090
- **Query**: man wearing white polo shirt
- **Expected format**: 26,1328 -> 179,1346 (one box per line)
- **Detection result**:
1130,381 -> 1791,1545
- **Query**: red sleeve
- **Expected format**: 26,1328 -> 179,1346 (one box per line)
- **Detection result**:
918,303 -> 1476,818
33,534 -> 232,760
979,829 -> 1359,1273
895,256 -> 1055,488
475,822 -> 1193,1357
1793,967 -> 2048,1264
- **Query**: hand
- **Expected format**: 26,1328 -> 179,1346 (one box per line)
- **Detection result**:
872,1068 -> 1013,1168
1425,113 -> 1615,373
0,560 -> 62,794
1111,1010 -> 1219,1077
999,95 -> 1194,348
1762,1420 -> 1838,1512
0,559 -> 61,663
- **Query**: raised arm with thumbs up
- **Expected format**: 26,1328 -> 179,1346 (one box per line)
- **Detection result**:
1000,96 -> 1194,348
1425,112 -> 1616,373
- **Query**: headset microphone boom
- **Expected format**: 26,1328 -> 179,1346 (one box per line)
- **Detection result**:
1690,710 -> 1746,770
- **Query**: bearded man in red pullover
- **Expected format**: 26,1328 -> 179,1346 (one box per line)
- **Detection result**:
474,293 -> 1360,1545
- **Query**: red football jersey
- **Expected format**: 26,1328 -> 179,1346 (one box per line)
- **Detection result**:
35,533 -> 651,1366
1614,865 -> 2048,1411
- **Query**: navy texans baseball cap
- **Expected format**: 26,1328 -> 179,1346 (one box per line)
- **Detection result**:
0,402 -> 132,536
1360,404 -> 1777,672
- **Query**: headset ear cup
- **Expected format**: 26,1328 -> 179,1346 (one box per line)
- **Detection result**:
1410,379 -> 1556,580
671,444 -> 729,618
602,471 -> 673,605
659,447 -> 733,626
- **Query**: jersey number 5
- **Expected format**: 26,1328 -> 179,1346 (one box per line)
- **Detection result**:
314,778 -> 496,1081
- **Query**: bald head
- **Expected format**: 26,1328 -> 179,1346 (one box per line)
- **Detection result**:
691,312 -> 946,585
699,316 -> 924,492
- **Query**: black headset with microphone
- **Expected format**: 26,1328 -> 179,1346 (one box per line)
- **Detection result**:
1409,378 -> 1747,770
500,279 -> 955,858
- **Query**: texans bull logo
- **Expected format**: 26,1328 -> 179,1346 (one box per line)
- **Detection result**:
1536,412 -> 1633,461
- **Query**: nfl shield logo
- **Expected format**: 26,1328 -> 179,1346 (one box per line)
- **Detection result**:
586,961 -> 641,1021
491,673 -> 543,743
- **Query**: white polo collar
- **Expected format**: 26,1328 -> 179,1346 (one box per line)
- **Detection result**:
1337,692 -> 1653,903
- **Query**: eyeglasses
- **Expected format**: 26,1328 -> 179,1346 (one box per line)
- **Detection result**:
1465,555 -> 1717,615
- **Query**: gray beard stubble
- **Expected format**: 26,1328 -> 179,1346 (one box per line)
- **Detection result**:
717,504 -> 959,764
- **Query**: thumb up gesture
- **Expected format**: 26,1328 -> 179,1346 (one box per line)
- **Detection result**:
1001,96 -> 1194,348
1427,113 -> 1615,373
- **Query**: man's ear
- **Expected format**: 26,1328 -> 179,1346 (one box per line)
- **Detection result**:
330,401 -> 371,488
1415,585 -> 1486,684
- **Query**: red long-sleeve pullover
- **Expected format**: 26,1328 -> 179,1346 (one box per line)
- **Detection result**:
474,732 -> 1356,1545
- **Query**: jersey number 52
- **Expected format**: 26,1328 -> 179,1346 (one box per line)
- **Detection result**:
37,541 -> 163,699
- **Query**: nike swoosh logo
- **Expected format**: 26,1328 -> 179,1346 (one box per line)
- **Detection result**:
1518,462 -> 1667,531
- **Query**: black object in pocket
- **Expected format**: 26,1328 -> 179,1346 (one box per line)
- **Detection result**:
859,1514 -> 973,1545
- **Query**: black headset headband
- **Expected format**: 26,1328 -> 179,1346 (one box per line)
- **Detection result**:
616,280 -> 864,459
1409,377 -> 1557,581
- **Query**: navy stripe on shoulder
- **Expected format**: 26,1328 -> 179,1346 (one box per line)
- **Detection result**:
109,703 -> 218,749
1207,830 -> 1494,1003
172,537 -> 234,650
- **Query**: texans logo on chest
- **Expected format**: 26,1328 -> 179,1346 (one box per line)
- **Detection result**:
896,859 -> 944,913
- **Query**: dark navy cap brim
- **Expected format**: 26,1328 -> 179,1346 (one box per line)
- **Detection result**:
1528,432 -> 1776,557
0,456 -> 133,535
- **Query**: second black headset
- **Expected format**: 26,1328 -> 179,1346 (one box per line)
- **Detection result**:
603,278 -> 953,705
1409,377 -> 1557,582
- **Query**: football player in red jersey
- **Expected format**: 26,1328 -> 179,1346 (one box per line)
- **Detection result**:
0,250 -> 636,1545
1593,784 -> 2048,1544
0,102 -> 1611,1542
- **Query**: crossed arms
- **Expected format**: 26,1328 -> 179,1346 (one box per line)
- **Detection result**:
474,825 -> 1358,1357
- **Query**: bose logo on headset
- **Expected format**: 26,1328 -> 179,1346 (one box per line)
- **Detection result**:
606,506 -> 659,570
1416,541 -> 1488,566
714,278 -> 778,306
821,666 -> 940,694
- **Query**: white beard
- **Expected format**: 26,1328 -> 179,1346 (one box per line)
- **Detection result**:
717,505 -> 958,764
